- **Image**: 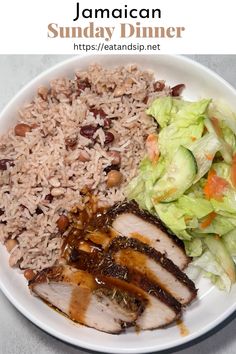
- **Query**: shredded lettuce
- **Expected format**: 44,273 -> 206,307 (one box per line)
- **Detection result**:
204,117 -> 233,164
189,250 -> 232,292
146,97 -> 211,129
212,162 -> 232,183
223,229 -> 236,257
146,96 -> 174,128
158,122 -> 204,160
204,236 -> 236,283
147,97 -> 210,159
126,157 -> 165,212
188,133 -> 221,182
127,97 -> 236,292
184,238 -> 203,257
209,100 -> 236,137
196,215 -> 235,235
177,195 -> 213,218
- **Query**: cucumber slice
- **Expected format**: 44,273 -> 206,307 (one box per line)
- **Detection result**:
152,145 -> 198,203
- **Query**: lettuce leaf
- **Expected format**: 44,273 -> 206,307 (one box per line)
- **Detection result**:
127,97 -> 236,292
184,238 -> 203,257
211,196 -> 236,216
147,97 -> 211,159
146,97 -> 211,129
196,215 -> 235,235
209,100 -> 236,137
177,195 -> 213,219
204,117 -> 233,163
126,157 -> 165,212
153,195 -> 213,240
190,250 -> 232,291
158,122 -> 204,159
212,162 -> 232,183
153,202 -> 187,236
188,133 -> 221,182
223,229 -> 236,257
204,236 -> 236,283
146,96 -> 174,128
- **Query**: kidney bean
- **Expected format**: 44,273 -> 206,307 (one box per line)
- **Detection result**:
80,125 -> 98,139
89,107 -> 107,118
45,194 -> 53,203
35,207 -> 43,215
103,118 -> 112,128
65,137 -> 77,149
57,215 -> 70,233
104,164 -> 120,174
104,131 -> 114,144
14,123 -> 31,137
30,123 -> 39,129
171,84 -> 185,97
107,151 -> 121,165
154,81 -> 165,92
0,159 -> 15,171
77,78 -> 91,93
0,208 -> 6,224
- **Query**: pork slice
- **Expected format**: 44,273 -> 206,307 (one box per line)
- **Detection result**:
108,201 -> 189,269
29,265 -> 144,334
108,236 -> 197,305
69,250 -> 182,330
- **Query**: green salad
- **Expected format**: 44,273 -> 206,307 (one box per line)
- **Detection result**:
127,96 -> 236,291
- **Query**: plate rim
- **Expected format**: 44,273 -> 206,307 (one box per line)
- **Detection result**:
0,54 -> 236,353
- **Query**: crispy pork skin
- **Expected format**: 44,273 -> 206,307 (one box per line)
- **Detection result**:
107,201 -> 189,269
69,250 -> 182,330
108,236 -> 197,305
29,265 -> 144,334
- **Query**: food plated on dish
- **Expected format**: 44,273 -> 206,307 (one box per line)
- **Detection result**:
0,55 -> 236,353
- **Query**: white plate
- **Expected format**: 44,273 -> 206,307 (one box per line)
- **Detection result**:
0,55 -> 236,354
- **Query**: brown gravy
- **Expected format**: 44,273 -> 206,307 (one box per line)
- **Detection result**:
130,232 -> 151,246
69,286 -> 92,323
62,198 -> 111,260
176,319 -> 189,336
115,249 -> 167,292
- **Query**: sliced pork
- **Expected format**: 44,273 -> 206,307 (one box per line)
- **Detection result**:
108,236 -> 197,305
107,201 -> 190,269
29,265 -> 145,334
69,249 -> 182,330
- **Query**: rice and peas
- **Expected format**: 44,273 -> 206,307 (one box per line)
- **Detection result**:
0,64 -> 171,275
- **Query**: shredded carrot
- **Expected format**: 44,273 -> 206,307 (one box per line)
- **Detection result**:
152,188 -> 177,203
211,116 -> 222,137
200,212 -> 217,229
205,153 -> 214,161
191,136 -> 197,142
146,134 -> 159,164
204,169 -> 229,201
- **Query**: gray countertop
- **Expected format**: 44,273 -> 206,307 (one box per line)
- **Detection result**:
0,55 -> 236,354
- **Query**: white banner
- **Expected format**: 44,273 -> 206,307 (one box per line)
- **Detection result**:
0,0 -> 234,54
